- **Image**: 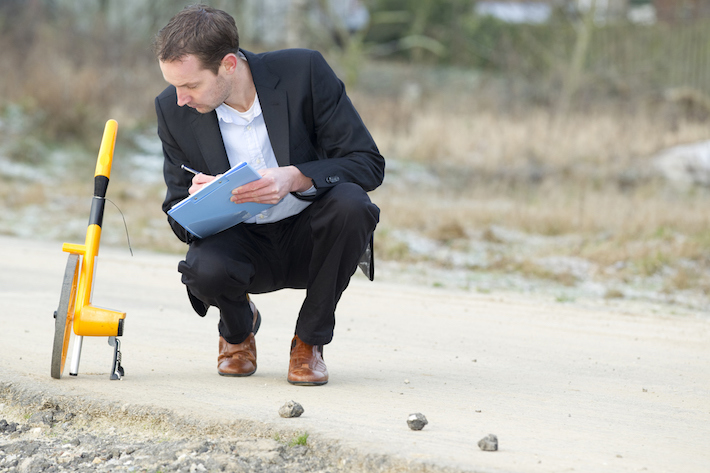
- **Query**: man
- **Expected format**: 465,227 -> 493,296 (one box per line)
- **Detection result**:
153,5 -> 384,386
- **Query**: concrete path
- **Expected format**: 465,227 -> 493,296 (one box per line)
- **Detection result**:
1,235 -> 708,472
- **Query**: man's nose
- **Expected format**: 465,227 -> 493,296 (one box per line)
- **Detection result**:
176,90 -> 190,107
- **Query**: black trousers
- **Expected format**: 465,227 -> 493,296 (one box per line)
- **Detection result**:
177,183 -> 380,346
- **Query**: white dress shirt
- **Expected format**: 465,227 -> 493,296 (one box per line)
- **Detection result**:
215,90 -> 312,224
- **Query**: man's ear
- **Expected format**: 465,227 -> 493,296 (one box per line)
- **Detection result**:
221,53 -> 238,74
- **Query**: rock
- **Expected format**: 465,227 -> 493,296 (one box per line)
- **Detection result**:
0,419 -> 15,433
28,411 -> 54,426
478,434 -> 498,451
278,401 -> 304,418
406,413 -> 428,431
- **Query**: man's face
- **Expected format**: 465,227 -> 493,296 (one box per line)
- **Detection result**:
159,54 -> 230,114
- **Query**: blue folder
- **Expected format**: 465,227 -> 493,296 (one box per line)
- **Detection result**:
167,162 -> 273,239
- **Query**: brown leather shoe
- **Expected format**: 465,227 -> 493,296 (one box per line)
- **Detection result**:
287,335 -> 328,386
218,333 -> 256,376
217,296 -> 260,377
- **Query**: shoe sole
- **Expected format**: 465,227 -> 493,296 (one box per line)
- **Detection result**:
287,379 -> 328,386
218,369 -> 256,377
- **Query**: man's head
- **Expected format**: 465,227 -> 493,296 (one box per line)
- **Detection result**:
155,5 -> 241,113
154,4 -> 239,75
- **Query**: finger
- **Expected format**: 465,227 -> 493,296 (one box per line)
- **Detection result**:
233,178 -> 269,195
193,174 -> 213,186
230,187 -> 281,204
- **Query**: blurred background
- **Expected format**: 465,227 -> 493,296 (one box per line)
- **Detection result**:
1,0 -> 709,312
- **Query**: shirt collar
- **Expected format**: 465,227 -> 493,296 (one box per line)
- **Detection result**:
216,96 -> 261,125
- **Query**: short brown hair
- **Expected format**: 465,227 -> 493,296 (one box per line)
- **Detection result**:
153,4 -> 239,75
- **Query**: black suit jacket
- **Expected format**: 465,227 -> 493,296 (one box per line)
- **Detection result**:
155,48 -> 385,243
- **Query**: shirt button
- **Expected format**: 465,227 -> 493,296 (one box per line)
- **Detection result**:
247,125 -> 251,130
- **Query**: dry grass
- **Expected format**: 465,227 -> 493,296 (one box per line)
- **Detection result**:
354,88 -> 710,170
0,12 -> 708,300
0,15 -> 161,148
354,81 -> 710,297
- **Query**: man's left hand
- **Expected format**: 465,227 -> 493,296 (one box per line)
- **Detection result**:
231,166 -> 312,205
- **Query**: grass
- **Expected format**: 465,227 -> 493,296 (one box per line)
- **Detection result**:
353,62 -> 710,288
1,12 -> 709,307
3,99 -> 708,306
273,431 -> 309,447
362,97 -> 710,303
289,432 -> 309,447
3,98 -> 708,304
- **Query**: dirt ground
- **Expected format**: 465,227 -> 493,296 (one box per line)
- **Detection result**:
1,235 -> 709,473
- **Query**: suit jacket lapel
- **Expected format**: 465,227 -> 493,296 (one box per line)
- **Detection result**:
191,111 -> 230,174
187,50 -> 290,172
244,50 -> 290,166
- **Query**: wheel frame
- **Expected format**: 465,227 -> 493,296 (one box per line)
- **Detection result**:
51,253 -> 80,379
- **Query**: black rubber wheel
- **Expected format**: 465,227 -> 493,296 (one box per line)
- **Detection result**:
51,254 -> 80,379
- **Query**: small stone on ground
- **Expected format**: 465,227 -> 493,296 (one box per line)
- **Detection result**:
478,434 -> 498,451
279,401 -> 304,418
407,413 -> 428,431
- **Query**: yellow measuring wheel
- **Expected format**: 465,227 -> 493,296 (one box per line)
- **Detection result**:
51,119 -> 127,380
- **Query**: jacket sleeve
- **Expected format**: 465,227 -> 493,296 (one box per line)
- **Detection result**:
290,51 -> 385,198
155,94 -> 196,244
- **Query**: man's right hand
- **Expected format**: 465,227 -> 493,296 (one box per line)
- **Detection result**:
188,173 -> 220,195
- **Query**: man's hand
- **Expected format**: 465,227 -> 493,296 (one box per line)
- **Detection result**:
188,173 -> 219,195
231,166 -> 312,205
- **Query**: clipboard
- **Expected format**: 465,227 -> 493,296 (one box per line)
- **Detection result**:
168,162 -> 272,239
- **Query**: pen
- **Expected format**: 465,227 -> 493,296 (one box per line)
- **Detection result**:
181,164 -> 201,175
